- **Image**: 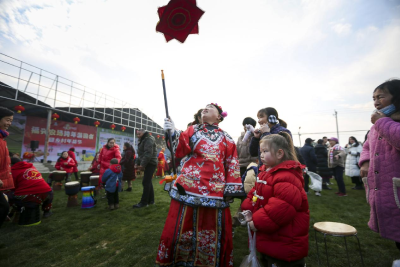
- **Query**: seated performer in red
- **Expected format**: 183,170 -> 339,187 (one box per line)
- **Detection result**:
48,151 -> 76,185
89,152 -> 100,175
155,103 -> 242,267
8,157 -> 53,218
156,148 -> 166,177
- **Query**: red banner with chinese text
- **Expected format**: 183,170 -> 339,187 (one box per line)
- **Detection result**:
22,116 -> 97,162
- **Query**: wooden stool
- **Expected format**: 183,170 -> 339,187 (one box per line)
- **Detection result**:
314,222 -> 364,267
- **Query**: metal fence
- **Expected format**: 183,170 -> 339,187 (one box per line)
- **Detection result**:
0,52 -> 163,134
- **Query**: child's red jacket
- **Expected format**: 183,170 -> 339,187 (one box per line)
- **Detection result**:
241,160 -> 309,262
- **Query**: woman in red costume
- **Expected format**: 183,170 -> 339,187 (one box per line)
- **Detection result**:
156,148 -> 166,177
155,103 -> 242,267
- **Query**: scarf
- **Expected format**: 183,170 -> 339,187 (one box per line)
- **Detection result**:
0,129 -> 9,138
329,144 -> 343,163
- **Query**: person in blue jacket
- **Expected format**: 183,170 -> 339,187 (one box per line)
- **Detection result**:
102,158 -> 122,210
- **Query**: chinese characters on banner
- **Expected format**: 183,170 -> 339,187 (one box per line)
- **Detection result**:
22,116 -> 97,162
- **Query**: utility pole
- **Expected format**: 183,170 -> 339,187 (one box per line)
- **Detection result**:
333,110 -> 339,141
298,127 -> 302,147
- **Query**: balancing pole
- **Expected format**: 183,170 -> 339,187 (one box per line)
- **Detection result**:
161,70 -> 177,176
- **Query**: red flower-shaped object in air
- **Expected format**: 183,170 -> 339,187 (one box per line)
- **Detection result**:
149,133 -> 152,136
157,134 -> 160,139
73,117 -> 80,124
162,136 -> 165,140
94,121 -> 100,127
14,105 -> 25,113
156,0 -> 204,43
110,124 -> 116,130
121,126 -> 126,132
52,113 -> 60,121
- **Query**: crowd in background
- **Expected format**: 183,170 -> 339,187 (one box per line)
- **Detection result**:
0,79 -> 399,266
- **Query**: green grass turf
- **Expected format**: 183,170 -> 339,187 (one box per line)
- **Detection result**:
1,174 -> 399,266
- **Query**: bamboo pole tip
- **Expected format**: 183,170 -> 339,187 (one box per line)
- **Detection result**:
161,70 -> 164,79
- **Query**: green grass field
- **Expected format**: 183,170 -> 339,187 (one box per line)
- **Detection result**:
1,174 -> 399,267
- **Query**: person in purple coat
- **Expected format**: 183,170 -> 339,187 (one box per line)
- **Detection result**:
359,79 -> 400,264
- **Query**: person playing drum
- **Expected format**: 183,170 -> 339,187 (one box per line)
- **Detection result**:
8,157 -> 53,218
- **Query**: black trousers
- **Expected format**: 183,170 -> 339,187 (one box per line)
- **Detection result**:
0,192 -> 10,228
106,190 -> 119,205
303,173 -> 309,192
332,166 -> 346,193
351,176 -> 363,186
140,163 -> 157,205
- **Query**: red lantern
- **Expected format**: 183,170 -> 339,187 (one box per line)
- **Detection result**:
157,135 -> 160,139
162,136 -> 165,140
156,0 -> 205,43
14,105 -> 25,113
149,133 -> 152,136
94,121 -> 100,127
121,126 -> 126,132
73,117 -> 80,124
52,113 -> 60,121
110,124 -> 116,130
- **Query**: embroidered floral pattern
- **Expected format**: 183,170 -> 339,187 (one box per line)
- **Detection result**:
158,240 -> 169,261
197,230 -> 217,266
177,230 -> 194,258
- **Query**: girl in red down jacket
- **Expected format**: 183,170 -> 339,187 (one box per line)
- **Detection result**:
54,151 -> 76,182
98,138 -> 121,185
241,132 -> 309,267
68,147 -> 79,180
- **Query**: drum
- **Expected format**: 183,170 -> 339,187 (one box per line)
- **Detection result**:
80,171 -> 92,187
51,171 -> 67,191
81,186 -> 96,209
90,175 -> 99,186
65,181 -> 80,207
18,206 -> 41,226
90,175 -> 100,196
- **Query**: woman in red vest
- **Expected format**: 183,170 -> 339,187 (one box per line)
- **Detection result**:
0,107 -> 14,228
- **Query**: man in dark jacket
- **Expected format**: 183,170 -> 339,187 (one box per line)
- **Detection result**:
133,129 -> 157,208
300,138 -> 318,195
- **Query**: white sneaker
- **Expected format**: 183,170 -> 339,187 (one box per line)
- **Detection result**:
315,192 -> 321,196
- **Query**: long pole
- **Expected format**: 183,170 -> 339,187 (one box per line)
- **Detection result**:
298,127 -> 301,147
43,109 -> 52,163
334,110 -> 339,141
161,70 -> 177,175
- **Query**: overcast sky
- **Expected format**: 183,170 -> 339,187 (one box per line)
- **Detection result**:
1,0 -> 399,146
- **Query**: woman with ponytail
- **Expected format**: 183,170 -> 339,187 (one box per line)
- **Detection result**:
248,107 -> 292,164
242,131 -> 309,266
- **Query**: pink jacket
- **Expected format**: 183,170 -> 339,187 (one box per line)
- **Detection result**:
359,112 -> 400,243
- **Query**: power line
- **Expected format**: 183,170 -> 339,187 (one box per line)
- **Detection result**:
292,130 -> 369,135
